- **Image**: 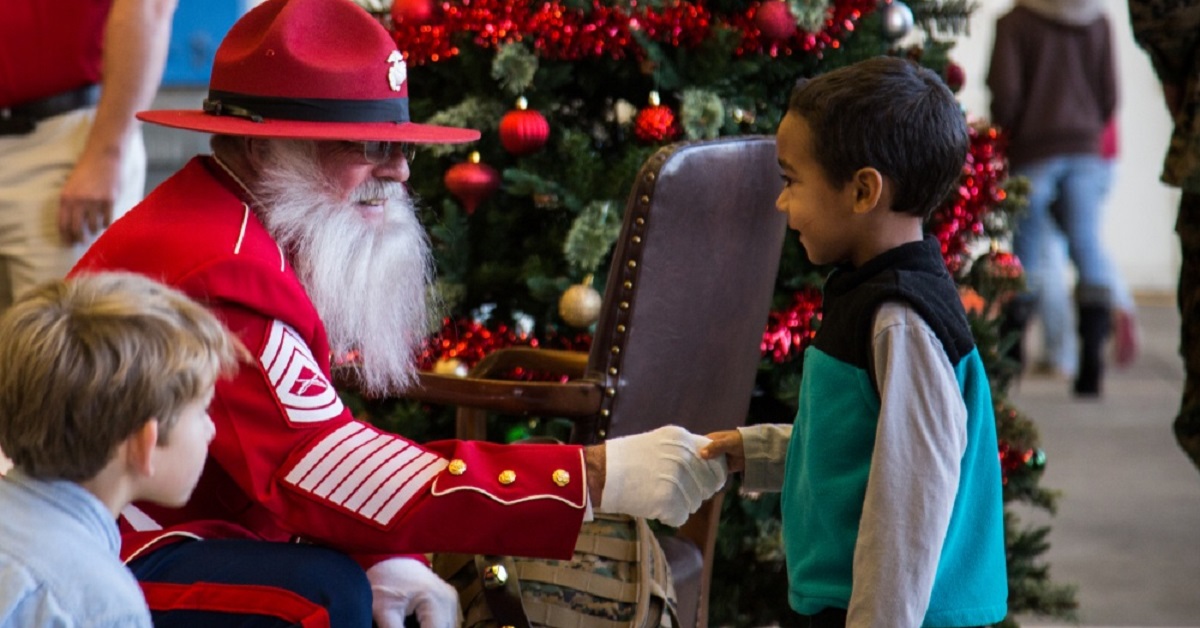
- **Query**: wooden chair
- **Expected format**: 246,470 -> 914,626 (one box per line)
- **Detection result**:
403,135 -> 787,628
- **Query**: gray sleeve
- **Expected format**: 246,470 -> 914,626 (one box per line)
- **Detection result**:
846,302 -> 967,628
737,423 -> 792,492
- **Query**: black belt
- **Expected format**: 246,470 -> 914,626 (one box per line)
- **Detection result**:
0,84 -> 101,136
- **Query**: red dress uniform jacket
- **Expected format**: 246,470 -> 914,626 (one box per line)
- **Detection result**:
72,157 -> 587,564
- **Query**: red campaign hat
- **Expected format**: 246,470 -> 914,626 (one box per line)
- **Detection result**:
138,0 -> 479,144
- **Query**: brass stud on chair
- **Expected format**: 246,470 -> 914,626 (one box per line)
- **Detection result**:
619,301 -> 629,310
605,387 -> 616,397
632,235 -> 642,244
627,260 -> 637,269
482,564 -> 509,588
623,281 -> 633,289
640,194 -> 650,205
608,367 -> 618,375
610,346 -> 620,355
636,217 -> 645,226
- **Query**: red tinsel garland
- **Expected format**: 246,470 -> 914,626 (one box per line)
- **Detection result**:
930,124 -> 1009,276
391,0 -> 877,65
416,316 -> 591,379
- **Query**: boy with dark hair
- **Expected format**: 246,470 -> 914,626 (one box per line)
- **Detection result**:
0,272 -> 241,626
702,56 -> 1008,627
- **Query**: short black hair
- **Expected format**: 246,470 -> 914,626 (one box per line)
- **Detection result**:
786,56 -> 968,219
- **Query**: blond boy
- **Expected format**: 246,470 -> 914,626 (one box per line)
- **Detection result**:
0,272 -> 239,626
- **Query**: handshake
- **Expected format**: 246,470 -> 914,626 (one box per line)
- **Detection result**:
586,425 -> 729,527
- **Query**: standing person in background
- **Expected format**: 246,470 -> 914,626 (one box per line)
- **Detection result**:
1035,121 -> 1140,381
1128,0 -> 1200,472
987,0 -> 1122,396
0,0 -> 176,477
0,0 -> 177,309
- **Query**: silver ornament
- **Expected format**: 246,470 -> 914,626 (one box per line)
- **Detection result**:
881,0 -> 914,40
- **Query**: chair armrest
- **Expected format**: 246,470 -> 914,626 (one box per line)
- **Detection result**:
404,372 -> 602,417
468,347 -> 589,379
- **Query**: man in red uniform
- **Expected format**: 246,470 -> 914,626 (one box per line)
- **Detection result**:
72,1 -> 728,627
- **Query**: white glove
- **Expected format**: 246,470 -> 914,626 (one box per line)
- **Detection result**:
366,557 -> 462,628
600,425 -> 728,526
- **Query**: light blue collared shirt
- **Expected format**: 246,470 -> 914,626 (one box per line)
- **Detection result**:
0,470 -> 151,627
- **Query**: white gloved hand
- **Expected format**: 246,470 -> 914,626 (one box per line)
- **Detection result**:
366,557 -> 461,628
600,425 -> 728,526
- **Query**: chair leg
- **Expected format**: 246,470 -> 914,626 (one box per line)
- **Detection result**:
675,490 -> 726,628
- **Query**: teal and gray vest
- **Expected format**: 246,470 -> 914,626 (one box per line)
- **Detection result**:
783,237 -> 1007,626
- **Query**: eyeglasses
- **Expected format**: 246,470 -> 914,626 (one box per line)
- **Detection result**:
337,141 -> 417,165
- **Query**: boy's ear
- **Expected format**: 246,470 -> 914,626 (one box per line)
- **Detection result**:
124,419 -> 161,477
850,167 -> 885,215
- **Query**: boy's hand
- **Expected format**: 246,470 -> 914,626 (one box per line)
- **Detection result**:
700,429 -> 745,473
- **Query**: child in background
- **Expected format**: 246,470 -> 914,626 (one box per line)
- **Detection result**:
0,272 -> 240,627
702,57 -> 1008,627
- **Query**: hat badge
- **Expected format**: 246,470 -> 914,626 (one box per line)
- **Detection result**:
387,50 -> 407,92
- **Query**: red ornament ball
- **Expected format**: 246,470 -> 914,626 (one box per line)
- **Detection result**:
981,250 -> 1024,281
444,152 -> 500,214
755,0 -> 796,42
391,0 -> 437,25
944,61 -> 966,93
633,92 -> 680,144
499,97 -> 550,156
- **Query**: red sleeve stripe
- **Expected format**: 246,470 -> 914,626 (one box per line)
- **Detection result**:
365,454 -> 448,525
283,423 -> 447,525
283,423 -> 365,487
141,582 -> 329,628
336,439 -> 416,509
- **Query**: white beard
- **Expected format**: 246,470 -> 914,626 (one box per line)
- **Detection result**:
252,141 -> 435,395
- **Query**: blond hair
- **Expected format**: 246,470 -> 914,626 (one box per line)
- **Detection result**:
0,272 -> 241,481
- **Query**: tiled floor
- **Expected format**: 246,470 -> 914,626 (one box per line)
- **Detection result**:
1012,300 -> 1200,627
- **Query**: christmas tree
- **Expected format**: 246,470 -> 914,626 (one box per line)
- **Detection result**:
349,0 -> 1078,623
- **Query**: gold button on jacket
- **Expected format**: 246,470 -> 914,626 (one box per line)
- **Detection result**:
552,469 -> 571,487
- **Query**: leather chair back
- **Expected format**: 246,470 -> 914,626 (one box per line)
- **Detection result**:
582,136 -> 787,443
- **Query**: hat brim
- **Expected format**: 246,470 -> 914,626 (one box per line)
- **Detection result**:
137,110 -> 481,144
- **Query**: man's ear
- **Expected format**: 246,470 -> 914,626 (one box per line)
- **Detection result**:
244,137 -> 270,172
125,419 -> 160,477
850,167 -> 885,215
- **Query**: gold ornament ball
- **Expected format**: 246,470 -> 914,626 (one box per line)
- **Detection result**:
433,357 -> 468,377
559,284 -> 602,328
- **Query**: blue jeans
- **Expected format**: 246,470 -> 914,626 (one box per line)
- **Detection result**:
1012,155 -> 1122,370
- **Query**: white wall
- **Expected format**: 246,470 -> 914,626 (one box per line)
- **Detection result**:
951,0 -> 1180,295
